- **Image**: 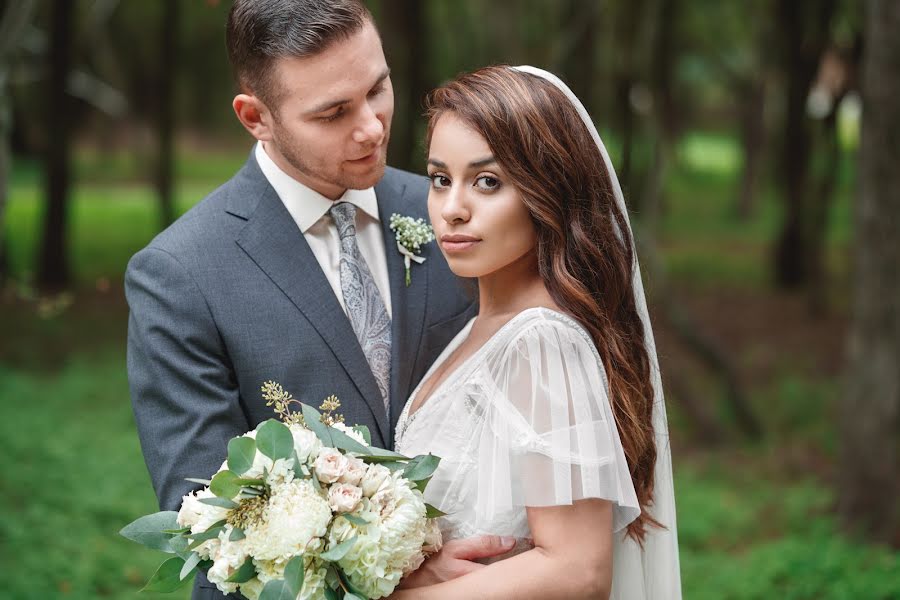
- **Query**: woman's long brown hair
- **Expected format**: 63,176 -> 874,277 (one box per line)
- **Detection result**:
425,66 -> 661,542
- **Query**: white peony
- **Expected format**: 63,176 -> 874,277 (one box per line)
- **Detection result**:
339,455 -> 368,487
328,482 -> 363,513
242,479 -> 332,561
423,518 -> 443,554
314,448 -> 348,483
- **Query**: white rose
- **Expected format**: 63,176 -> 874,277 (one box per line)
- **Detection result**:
314,448 -> 348,483
290,425 -> 322,463
176,490 -> 206,528
361,463 -> 391,497
328,482 -> 363,513
339,456 -> 367,486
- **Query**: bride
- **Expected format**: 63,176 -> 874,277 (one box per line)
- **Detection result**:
390,66 -> 681,599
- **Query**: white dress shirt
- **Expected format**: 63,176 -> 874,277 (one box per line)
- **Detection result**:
254,142 -> 392,315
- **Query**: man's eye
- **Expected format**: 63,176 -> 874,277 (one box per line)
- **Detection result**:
368,84 -> 385,98
320,108 -> 345,122
475,176 -> 500,190
430,174 -> 451,189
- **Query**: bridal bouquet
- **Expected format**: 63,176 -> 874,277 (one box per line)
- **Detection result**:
121,382 -> 444,600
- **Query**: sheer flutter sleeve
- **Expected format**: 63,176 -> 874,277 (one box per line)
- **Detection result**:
475,314 -> 641,533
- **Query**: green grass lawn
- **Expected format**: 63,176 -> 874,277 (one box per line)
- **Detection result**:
2,134 -> 895,599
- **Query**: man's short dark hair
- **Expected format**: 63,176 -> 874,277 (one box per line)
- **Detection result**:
226,0 -> 373,105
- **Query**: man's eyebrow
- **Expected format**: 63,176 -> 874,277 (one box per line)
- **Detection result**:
305,68 -> 391,116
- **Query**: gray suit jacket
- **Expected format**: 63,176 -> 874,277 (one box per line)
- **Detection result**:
125,153 -> 474,599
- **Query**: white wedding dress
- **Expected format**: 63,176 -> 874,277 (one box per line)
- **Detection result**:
395,307 -> 680,599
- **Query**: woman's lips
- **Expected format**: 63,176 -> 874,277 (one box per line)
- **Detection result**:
440,234 -> 481,253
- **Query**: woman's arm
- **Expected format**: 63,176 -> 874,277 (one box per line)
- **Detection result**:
391,498 -> 613,600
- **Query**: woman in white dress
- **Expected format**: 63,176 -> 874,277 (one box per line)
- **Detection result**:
391,66 -> 680,599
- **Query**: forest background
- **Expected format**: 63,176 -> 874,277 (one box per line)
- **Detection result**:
1,1 -> 898,598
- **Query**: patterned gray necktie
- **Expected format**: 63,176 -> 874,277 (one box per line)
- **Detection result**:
329,202 -> 392,414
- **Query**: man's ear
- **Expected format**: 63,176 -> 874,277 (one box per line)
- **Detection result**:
233,94 -> 274,141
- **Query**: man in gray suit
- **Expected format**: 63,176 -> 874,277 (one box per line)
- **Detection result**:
126,1 -> 513,598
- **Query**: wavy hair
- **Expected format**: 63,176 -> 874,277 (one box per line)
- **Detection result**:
425,66 -> 661,542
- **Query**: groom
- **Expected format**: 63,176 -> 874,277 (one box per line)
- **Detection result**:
126,1 -> 512,598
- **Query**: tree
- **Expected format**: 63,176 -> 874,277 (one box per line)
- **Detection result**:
156,0 -> 178,228
838,0 -> 900,547
0,0 -> 37,286
38,0 -> 75,291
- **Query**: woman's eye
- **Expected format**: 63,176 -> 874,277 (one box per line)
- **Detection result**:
475,175 -> 500,191
430,174 -> 451,189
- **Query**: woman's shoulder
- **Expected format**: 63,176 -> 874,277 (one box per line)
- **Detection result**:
490,306 -> 600,361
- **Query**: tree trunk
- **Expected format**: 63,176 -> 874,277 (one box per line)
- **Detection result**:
0,0 -> 37,286
157,0 -> 178,229
772,0 -> 835,288
838,0 -> 900,547
735,80 -> 766,221
379,0 -> 427,173
38,0 -> 75,292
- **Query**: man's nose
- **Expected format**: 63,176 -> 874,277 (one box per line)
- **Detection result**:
352,104 -> 384,145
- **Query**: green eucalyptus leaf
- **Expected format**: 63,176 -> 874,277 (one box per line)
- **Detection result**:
141,556 -> 193,593
413,476 -> 432,493
161,526 -> 191,535
403,454 -> 441,481
341,513 -> 369,526
337,568 -> 368,598
309,468 -> 322,491
292,450 -> 309,480
301,404 -> 335,447
169,535 -> 191,559
229,527 -> 245,541
257,419 -> 294,461
320,535 -> 358,561
180,552 -> 202,581
119,511 -> 180,552
425,503 -> 448,519
210,470 -> 242,499
184,477 -> 212,486
326,426 -> 370,455
259,579 -> 295,600
323,587 -> 339,600
344,594 -> 364,600
226,556 -> 257,583
199,497 -> 239,509
284,555 -> 305,597
227,436 -> 257,475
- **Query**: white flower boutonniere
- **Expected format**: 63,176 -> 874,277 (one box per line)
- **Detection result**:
389,213 -> 435,286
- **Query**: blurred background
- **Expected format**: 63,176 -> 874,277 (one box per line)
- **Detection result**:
1,0 -> 898,598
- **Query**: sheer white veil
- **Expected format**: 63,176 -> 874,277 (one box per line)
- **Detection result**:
512,65 -> 682,598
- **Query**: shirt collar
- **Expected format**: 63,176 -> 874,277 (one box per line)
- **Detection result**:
255,141 -> 380,233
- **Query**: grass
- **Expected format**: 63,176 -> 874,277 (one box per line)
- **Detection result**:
2,132 -> 895,599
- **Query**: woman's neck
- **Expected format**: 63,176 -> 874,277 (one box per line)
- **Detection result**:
476,251 -> 556,319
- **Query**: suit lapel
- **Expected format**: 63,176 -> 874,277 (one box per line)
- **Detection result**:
375,172 -> 429,443
231,157 -> 388,442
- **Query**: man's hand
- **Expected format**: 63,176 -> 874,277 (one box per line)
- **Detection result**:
399,535 -> 517,589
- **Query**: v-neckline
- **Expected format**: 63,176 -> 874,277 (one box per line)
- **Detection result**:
404,307 -> 551,422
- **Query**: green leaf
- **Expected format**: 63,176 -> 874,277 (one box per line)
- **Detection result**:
301,404 -> 335,447
425,503 -> 448,518
119,511 -> 180,552
320,536 -> 358,561
337,567 -> 368,598
187,525 -> 225,550
403,454 -> 441,481
226,556 -> 257,583
353,425 -> 372,445
327,426 -> 371,455
341,513 -> 369,526
228,436 -> 257,475
169,535 -> 191,559
257,419 -> 294,461
323,587 -> 339,600
292,450 -> 309,480
259,579 -> 296,600
141,556 -> 193,593
161,526 -> 191,535
309,468 -> 322,491
345,594 -> 364,600
229,527 -> 245,541
184,477 -> 212,486
199,497 -> 239,509
365,445 -> 409,459
210,470 -> 242,499
180,552 -> 201,581
284,555 -> 305,597
413,476 -> 432,493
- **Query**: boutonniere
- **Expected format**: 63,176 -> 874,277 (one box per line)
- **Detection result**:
389,213 -> 435,286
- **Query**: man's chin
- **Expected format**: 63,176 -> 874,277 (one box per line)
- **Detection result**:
343,161 -> 387,191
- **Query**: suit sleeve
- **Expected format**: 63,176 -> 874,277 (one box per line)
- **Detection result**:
125,246 -> 249,511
